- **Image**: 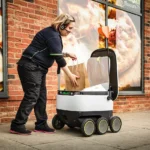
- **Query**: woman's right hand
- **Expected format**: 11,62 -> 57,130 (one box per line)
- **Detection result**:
62,66 -> 80,87
68,73 -> 80,87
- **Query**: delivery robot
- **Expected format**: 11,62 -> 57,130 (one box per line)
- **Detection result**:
52,48 -> 122,137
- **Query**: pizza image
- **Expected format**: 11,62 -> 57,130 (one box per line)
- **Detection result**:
59,0 -> 141,90
60,0 -> 105,65
107,8 -> 141,73
107,8 -> 141,89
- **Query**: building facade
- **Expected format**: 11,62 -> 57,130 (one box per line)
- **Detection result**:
0,0 -> 150,123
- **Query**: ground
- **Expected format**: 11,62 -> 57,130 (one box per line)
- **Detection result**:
0,111 -> 150,150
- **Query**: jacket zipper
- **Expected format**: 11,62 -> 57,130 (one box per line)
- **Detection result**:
30,47 -> 47,59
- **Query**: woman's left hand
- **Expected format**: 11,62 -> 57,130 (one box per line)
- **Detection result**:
67,53 -> 77,60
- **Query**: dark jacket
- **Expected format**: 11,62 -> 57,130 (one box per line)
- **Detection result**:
18,26 -> 66,69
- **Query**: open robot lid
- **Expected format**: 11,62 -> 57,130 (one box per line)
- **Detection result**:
91,48 -> 118,100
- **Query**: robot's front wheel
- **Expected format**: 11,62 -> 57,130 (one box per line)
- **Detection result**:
81,119 -> 95,137
96,117 -> 108,135
109,116 -> 122,133
52,114 -> 65,130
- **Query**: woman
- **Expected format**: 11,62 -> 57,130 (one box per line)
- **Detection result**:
10,14 -> 79,135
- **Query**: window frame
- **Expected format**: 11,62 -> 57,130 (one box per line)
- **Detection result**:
0,0 -> 8,98
93,0 -> 144,95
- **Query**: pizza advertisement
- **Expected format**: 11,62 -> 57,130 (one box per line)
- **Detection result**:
0,0 -> 3,92
59,0 -> 142,92
108,0 -> 141,13
107,7 -> 141,91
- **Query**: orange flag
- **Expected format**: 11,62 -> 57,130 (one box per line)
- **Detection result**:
98,26 -> 109,38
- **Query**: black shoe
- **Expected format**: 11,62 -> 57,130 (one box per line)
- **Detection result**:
34,123 -> 55,133
10,124 -> 32,135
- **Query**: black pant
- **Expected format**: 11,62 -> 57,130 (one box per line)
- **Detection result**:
11,60 -> 48,127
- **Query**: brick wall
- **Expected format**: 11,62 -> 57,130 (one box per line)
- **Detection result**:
0,0 -> 150,123
0,0 -> 58,123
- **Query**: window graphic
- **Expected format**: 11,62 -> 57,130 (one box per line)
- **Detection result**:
108,0 -> 141,13
59,0 -> 143,94
0,0 -> 8,98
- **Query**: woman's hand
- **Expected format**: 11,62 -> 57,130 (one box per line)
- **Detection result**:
67,53 -> 77,60
62,66 -> 79,87
68,73 -> 80,87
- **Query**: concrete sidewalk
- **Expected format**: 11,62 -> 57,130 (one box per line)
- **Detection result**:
0,111 -> 150,150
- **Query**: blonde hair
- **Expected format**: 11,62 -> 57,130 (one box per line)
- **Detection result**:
51,14 -> 75,31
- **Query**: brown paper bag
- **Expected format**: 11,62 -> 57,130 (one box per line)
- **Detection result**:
65,63 -> 90,91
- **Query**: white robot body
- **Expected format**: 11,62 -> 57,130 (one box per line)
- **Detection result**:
56,95 -> 113,112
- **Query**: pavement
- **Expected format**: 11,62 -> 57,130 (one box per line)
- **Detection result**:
0,111 -> 150,150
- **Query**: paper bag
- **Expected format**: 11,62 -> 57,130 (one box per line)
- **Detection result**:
65,63 -> 90,91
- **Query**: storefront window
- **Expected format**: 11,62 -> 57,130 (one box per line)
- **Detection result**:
108,7 -> 141,91
59,0 -> 143,95
0,0 -> 8,98
108,0 -> 141,13
59,0 -> 105,64
0,0 -> 3,92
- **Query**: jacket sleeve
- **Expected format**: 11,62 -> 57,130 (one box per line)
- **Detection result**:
46,37 -> 66,68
